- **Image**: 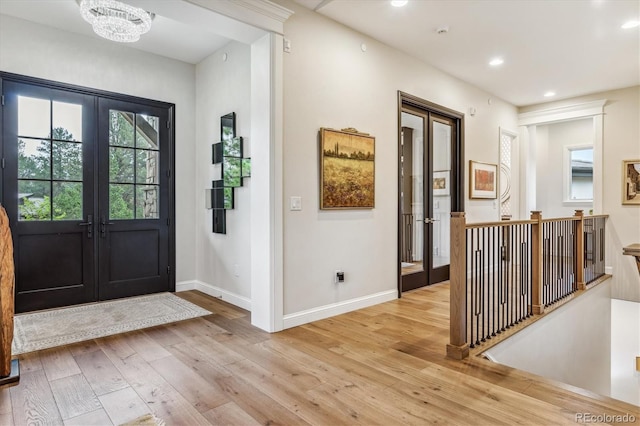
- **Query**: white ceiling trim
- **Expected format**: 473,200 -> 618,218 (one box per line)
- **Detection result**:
518,100 -> 608,126
185,0 -> 294,35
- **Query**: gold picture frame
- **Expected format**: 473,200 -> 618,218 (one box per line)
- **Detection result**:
622,159 -> 640,205
319,128 -> 375,209
469,160 -> 497,199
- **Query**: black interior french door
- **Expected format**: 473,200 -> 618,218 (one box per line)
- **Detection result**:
1,75 -> 174,313
398,93 -> 464,293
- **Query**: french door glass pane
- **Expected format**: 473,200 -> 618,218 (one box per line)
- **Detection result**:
52,182 -> 82,220
432,121 -> 452,269
18,180 -> 51,221
136,150 -> 159,184
18,139 -> 50,180
18,96 -> 50,138
53,101 -> 82,141
109,147 -> 135,183
109,110 -> 135,147
400,112 -> 424,274
109,184 -> 135,220
136,185 -> 159,219
53,141 -> 82,181
135,114 -> 159,150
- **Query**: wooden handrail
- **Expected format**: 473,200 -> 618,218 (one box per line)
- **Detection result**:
465,219 -> 536,229
541,216 -> 580,223
585,214 -> 609,219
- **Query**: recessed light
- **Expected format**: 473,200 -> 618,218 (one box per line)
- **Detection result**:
489,58 -> 504,67
391,0 -> 408,7
544,91 -> 556,97
621,20 -> 640,29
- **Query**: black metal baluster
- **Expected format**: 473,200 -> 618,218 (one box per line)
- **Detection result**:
481,227 -> 486,342
470,228 -> 475,348
492,226 -> 497,337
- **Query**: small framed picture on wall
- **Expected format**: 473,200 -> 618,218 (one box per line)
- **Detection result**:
433,171 -> 450,196
622,159 -> 640,205
469,161 -> 497,199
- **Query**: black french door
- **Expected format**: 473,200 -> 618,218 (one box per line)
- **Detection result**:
1,75 -> 174,313
398,92 -> 464,293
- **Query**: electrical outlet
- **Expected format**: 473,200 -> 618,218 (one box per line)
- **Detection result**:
335,270 -> 345,284
233,264 -> 240,277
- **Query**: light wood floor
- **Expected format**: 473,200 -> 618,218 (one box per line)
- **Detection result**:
2,285 -> 638,425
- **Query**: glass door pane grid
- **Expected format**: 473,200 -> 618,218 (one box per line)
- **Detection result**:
17,96 -> 83,221
108,110 -> 159,220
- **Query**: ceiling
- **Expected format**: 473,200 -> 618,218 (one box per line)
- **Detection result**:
0,0 -> 239,64
295,0 -> 640,106
1,0 -> 637,106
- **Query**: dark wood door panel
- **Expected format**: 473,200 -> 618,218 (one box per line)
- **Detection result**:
109,229 -> 160,280
17,233 -> 84,292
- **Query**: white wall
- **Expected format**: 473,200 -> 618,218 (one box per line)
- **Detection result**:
535,118 -> 594,217
194,41 -> 252,307
485,281 -> 612,398
279,1 -> 518,323
0,14 -> 197,283
611,299 -> 640,406
521,86 -> 640,302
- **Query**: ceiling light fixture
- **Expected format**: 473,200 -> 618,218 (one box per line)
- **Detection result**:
79,0 -> 153,43
544,91 -> 556,97
391,0 -> 408,7
489,58 -> 504,67
621,20 -> 640,29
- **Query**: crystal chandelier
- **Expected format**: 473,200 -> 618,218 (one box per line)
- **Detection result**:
79,0 -> 152,43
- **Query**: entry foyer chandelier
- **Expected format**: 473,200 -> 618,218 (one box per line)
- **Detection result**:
79,0 -> 153,43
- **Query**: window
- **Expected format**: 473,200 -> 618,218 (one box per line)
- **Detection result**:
565,145 -> 593,202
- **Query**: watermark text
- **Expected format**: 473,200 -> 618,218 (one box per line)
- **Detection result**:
576,413 -> 636,423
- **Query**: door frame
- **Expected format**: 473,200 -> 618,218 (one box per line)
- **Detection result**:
397,91 -> 465,296
0,72 -> 176,308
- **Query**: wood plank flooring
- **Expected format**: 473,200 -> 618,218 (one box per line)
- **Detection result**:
2,284 -> 638,425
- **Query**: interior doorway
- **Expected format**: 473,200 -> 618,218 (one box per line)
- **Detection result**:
398,92 -> 464,293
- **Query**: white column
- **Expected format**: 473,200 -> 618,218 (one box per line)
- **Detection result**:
250,33 -> 284,332
519,125 -> 537,216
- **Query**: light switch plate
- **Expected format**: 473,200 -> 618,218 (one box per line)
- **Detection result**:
290,196 -> 302,211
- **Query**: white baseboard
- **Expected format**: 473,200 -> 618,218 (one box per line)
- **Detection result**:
605,266 -> 613,275
282,289 -> 397,329
176,280 -> 197,292
176,280 -> 252,311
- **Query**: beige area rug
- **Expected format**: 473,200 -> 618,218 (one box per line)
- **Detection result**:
120,413 -> 165,426
12,293 -> 211,355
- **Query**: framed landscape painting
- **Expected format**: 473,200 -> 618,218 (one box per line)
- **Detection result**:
469,161 -> 497,199
319,128 -> 375,209
622,159 -> 640,205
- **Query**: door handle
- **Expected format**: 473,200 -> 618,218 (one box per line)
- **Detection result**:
78,215 -> 93,238
424,218 -> 440,224
100,216 -> 115,238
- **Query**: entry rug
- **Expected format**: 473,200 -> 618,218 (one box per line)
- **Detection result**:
12,293 -> 211,355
